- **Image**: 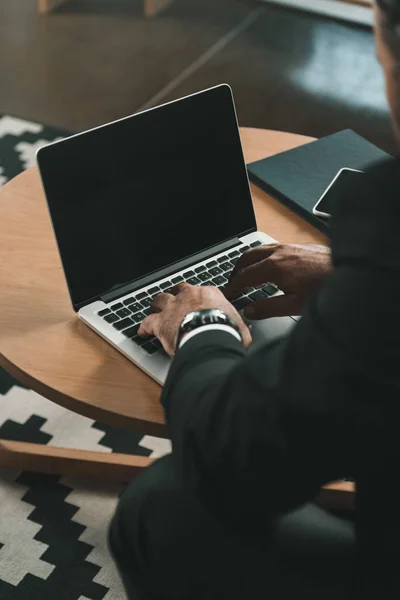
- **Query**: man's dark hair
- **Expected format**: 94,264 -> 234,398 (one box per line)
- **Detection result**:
378,0 -> 400,25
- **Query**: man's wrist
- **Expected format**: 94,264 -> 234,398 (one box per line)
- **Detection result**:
175,309 -> 242,351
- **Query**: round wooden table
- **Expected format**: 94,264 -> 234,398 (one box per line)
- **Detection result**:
0,128 -> 326,434
0,128 -> 354,506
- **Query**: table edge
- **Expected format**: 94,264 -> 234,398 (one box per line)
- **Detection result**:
0,350 -> 167,436
0,127 -> 317,434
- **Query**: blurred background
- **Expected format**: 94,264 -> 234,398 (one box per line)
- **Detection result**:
0,0 -> 396,152
0,3 -> 394,598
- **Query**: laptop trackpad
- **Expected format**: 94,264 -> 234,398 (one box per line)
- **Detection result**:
247,316 -> 296,353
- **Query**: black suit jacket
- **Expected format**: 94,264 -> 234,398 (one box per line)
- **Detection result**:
161,158 -> 400,596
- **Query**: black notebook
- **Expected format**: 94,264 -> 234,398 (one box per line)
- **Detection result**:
247,130 -> 390,234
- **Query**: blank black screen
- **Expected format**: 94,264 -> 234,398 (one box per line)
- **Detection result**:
317,169 -> 364,216
38,85 -> 255,310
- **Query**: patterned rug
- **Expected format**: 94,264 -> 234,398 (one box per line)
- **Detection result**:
0,115 -> 171,599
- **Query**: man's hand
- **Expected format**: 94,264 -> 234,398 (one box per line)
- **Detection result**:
138,283 -> 252,356
225,243 -> 332,320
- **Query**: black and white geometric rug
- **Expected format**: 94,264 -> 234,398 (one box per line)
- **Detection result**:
0,115 -> 171,599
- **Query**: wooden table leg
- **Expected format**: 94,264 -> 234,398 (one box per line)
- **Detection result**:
1,439 -> 355,510
315,480 -> 355,511
144,0 -> 176,17
38,0 -> 176,16
38,0 -> 68,13
0,439 -> 153,482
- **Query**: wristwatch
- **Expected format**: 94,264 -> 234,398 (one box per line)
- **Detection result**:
176,309 -> 242,351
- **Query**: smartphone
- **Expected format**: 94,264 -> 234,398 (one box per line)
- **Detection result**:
313,168 -> 364,219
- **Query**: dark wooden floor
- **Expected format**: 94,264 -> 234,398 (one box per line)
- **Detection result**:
0,0 -> 397,153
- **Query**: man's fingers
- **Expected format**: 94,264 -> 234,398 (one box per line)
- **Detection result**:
168,282 -> 191,296
229,244 -> 278,283
243,294 -> 299,320
238,322 -> 252,348
226,260 -> 275,297
150,292 -> 172,312
138,314 -> 158,338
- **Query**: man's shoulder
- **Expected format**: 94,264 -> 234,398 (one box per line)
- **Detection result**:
367,155 -> 400,181
331,156 -> 400,269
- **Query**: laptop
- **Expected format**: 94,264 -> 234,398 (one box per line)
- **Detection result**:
37,84 -> 296,385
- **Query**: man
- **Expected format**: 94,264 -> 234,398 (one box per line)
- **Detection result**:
109,2 -> 400,597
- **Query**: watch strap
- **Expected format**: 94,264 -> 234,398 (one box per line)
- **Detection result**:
178,323 -> 242,349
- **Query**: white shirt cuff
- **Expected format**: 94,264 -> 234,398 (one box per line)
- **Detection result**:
178,324 -> 242,349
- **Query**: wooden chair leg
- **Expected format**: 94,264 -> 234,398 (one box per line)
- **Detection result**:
0,439 -> 153,482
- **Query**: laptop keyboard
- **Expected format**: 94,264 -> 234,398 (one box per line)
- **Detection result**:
97,241 -> 279,356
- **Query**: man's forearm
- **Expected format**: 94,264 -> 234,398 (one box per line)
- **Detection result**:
162,330 -> 246,451
160,325 -> 337,532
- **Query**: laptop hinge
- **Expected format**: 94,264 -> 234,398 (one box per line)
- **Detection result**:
100,237 -> 243,305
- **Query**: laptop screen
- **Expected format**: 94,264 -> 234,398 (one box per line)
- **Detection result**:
37,85 -> 256,310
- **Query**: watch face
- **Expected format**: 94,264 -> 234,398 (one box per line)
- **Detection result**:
208,313 -> 220,324
182,312 -> 197,328
181,309 -> 230,332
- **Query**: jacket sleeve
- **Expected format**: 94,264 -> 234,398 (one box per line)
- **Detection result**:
161,313 -> 355,533
161,157 -> 400,533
